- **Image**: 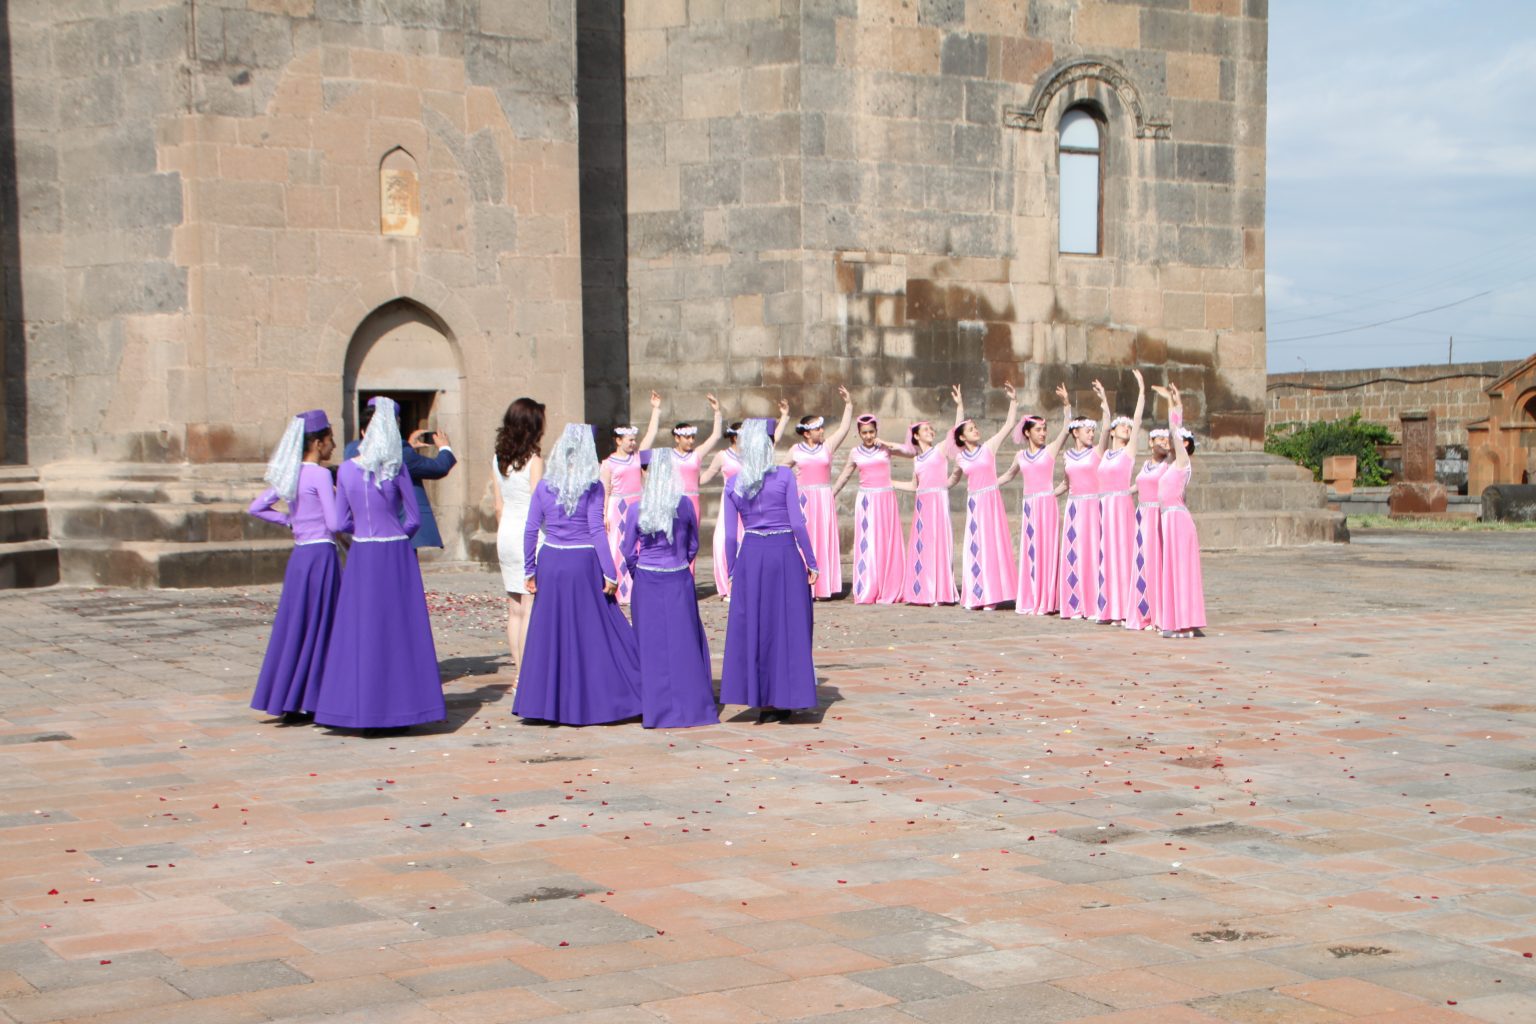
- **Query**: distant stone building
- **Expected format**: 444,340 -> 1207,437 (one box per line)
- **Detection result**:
1468,354 -> 1536,495
1,1 -> 1288,588
613,0 -> 1270,440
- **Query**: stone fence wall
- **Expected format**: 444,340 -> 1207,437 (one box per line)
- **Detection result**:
1266,361 -> 1516,447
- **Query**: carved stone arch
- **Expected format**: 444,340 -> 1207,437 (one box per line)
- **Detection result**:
313,271 -> 489,384
1005,56 -> 1172,139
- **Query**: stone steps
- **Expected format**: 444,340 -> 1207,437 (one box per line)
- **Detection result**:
58,539 -> 295,589
48,500 -> 291,545
0,468 -> 60,589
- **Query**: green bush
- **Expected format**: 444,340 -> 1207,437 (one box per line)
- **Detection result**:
1264,413 -> 1396,486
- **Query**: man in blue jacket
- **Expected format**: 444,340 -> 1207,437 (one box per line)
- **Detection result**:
345,399 -> 458,552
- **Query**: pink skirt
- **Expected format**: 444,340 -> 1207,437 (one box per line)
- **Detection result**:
606,492 -> 639,606
852,488 -> 905,605
1015,493 -> 1060,615
1097,492 -> 1137,622
800,484 -> 841,599
1124,504 -> 1161,631
961,487 -> 1017,609
905,490 -> 957,605
711,499 -> 740,599
1157,507 -> 1206,632
1058,494 -> 1101,620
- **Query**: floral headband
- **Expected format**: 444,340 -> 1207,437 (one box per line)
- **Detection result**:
672,425 -> 697,437
613,426 -> 638,437
1068,418 -> 1097,431
1149,428 -> 1170,439
796,416 -> 825,433
1110,416 -> 1134,430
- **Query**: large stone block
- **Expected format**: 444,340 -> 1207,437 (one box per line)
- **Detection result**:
728,207 -> 798,251
939,32 -> 988,77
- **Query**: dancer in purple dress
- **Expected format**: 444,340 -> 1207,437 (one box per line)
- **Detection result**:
722,419 -> 819,722
621,450 -> 719,728
248,409 -> 344,721
314,398 -> 445,731
518,424 -> 643,725
702,401 -> 791,600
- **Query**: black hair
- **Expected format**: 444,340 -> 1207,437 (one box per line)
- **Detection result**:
952,421 -> 970,447
358,403 -> 374,432
724,420 -> 742,439
1184,434 -> 1197,455
672,422 -> 692,435
303,428 -> 333,454
909,423 -> 922,447
795,414 -> 818,435
496,397 -> 546,474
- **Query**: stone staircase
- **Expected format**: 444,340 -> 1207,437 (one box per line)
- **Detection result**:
0,466 -> 61,589
40,463 -> 293,588
1182,451 -> 1347,548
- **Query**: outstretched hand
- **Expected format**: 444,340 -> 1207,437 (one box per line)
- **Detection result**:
778,398 -> 790,415
1055,382 -> 1070,405
1003,381 -> 1016,401
706,393 -> 719,412
950,384 -> 962,404
650,390 -> 662,409
837,384 -> 851,403
525,576 -> 538,594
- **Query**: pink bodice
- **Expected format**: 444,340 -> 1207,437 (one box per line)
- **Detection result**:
794,444 -> 832,486
850,445 -> 895,488
1136,459 -> 1170,503
1015,448 -> 1055,496
1157,464 -> 1191,507
606,454 -> 642,498
671,448 -> 701,495
719,448 -> 741,484
1063,447 -> 1101,496
913,447 -> 949,488
957,446 -> 999,490
1097,448 -> 1135,493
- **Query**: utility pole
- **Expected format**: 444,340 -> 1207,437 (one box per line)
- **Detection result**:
1448,335 -> 1454,365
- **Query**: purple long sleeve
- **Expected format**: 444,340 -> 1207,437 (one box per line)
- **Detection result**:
525,482 -> 619,583
725,468 -> 815,577
397,470 -> 422,539
781,472 -> 816,572
625,498 -> 697,573
523,484 -> 547,579
248,488 -> 289,528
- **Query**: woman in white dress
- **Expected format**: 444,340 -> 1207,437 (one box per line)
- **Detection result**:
494,397 -> 546,669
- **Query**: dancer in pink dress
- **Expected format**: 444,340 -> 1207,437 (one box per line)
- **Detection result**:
786,386 -> 853,599
1153,383 -> 1205,638
702,401 -> 790,600
832,415 -> 914,605
894,394 -> 966,606
1058,382 -> 1111,620
997,383 -> 1073,616
1124,421 -> 1172,632
602,390 -> 662,606
661,393 -> 723,524
952,382 -> 1020,610
1094,371 -> 1147,623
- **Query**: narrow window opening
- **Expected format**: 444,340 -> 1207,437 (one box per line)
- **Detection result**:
1058,108 -> 1102,255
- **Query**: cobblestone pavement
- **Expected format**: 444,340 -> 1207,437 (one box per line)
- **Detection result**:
2,531 -> 1534,1024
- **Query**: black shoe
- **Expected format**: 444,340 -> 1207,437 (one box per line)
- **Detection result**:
279,711 -> 314,726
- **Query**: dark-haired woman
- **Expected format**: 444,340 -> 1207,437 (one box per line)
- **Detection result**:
701,400 -> 790,600
894,388 -> 965,606
602,390 -> 662,606
997,383 -> 1072,616
248,410 -> 344,721
1095,369 -> 1146,623
1153,383 -> 1205,638
493,397 -> 546,669
785,385 -> 852,599
952,382 -> 1019,610
1058,383 -> 1111,620
832,414 -> 913,605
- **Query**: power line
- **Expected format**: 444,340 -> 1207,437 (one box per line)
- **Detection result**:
1268,290 -> 1497,344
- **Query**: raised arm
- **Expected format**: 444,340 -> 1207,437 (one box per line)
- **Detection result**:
693,394 -> 724,461
699,449 -> 728,486
1091,380 -> 1112,455
824,385 -> 855,454
984,381 -> 1019,454
772,398 -> 791,452
1127,368 -> 1147,457
1043,383 -> 1074,460
942,384 -> 964,457
639,391 -> 663,451
1167,384 -> 1191,470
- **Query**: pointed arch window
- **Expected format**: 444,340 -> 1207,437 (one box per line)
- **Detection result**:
1058,108 -> 1102,255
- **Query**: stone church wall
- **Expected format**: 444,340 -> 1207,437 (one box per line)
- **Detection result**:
623,0 -> 1268,443
3,1 -> 585,558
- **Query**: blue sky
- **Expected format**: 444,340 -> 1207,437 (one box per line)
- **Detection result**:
1265,0 -> 1536,371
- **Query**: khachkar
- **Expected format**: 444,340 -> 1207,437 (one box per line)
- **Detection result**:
620,0 -> 1269,445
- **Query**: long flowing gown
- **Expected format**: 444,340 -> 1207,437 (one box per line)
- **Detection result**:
903,446 -> 958,606
517,480 -> 643,724
1013,448 -> 1060,616
604,453 -> 643,606
1157,462 -> 1206,633
793,443 -> 841,599
1059,447 -> 1102,620
248,462 -> 344,716
1096,447 -> 1137,622
711,449 -> 742,599
622,498 -> 718,728
848,445 -> 906,605
957,445 -> 1017,609
1125,458 -> 1169,631
722,469 -> 818,709
314,461 -> 445,729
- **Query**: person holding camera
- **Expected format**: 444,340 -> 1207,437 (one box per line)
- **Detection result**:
345,402 -> 457,553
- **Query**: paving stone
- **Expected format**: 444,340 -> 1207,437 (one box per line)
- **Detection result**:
393,959 -> 545,997
902,982 -> 1109,1023
167,959 -> 311,999
847,964 -> 978,1001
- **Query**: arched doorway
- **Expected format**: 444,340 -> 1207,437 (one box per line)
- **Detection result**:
342,299 -> 468,558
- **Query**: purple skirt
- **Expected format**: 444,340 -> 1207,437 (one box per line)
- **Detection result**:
313,538 -> 445,729
515,545 -> 641,725
631,565 -> 718,728
721,532 -> 817,710
251,542 -> 341,716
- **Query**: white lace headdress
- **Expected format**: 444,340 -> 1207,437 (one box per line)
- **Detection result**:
733,418 -> 774,499
638,449 -> 683,541
356,397 -> 404,487
548,423 -> 600,515
262,415 -> 306,501
1110,415 -> 1134,430
1068,417 -> 1097,432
